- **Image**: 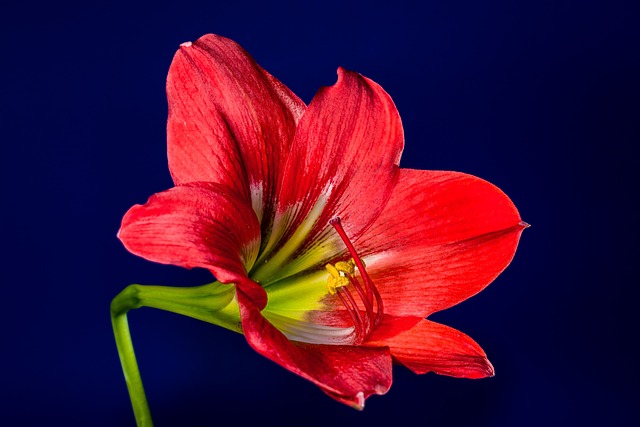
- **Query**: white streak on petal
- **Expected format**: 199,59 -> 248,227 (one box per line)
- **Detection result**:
242,236 -> 261,272
251,188 -> 331,283
263,311 -> 356,345
361,252 -> 389,268
250,182 -> 264,224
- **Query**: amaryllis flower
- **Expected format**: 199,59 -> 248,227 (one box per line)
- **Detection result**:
115,34 -> 527,416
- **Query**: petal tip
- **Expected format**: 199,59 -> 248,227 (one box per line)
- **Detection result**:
485,357 -> 496,377
519,221 -> 531,229
179,41 -> 193,48
354,392 -> 365,411
335,66 -> 358,85
349,384 -> 387,410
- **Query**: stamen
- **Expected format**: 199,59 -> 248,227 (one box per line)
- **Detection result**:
337,287 -> 364,343
325,264 -> 349,294
325,217 -> 385,344
347,274 -> 374,337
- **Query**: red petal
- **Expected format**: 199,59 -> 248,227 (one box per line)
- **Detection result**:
236,288 -> 393,409
358,169 -> 526,318
262,68 -> 403,272
166,34 -> 305,226
366,314 -> 423,342
308,309 -> 422,343
373,319 -> 494,379
118,183 -> 260,285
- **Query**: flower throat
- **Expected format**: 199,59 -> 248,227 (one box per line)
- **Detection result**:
325,217 -> 383,344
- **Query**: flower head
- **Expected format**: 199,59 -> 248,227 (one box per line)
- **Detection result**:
118,34 -> 527,409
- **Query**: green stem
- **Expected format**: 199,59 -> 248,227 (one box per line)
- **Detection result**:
111,307 -> 153,426
111,282 -> 239,426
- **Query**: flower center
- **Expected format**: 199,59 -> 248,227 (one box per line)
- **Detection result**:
325,217 -> 383,344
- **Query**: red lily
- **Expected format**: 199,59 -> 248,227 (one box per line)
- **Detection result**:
116,34 -> 526,414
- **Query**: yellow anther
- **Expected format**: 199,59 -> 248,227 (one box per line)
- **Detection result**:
326,264 -> 341,278
327,275 -> 349,294
352,257 -> 365,269
335,260 -> 355,275
326,263 -> 352,294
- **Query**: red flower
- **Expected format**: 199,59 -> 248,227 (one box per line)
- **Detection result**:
118,34 -> 526,410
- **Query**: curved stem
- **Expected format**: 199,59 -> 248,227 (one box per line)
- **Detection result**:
111,307 -> 153,427
111,282 -> 239,426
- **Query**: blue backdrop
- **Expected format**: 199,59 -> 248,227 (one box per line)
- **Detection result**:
2,1 -> 638,426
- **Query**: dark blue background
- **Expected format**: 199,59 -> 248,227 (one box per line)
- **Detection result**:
3,1 -> 638,425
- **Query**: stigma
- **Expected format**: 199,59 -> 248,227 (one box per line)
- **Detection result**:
326,217 -> 383,345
